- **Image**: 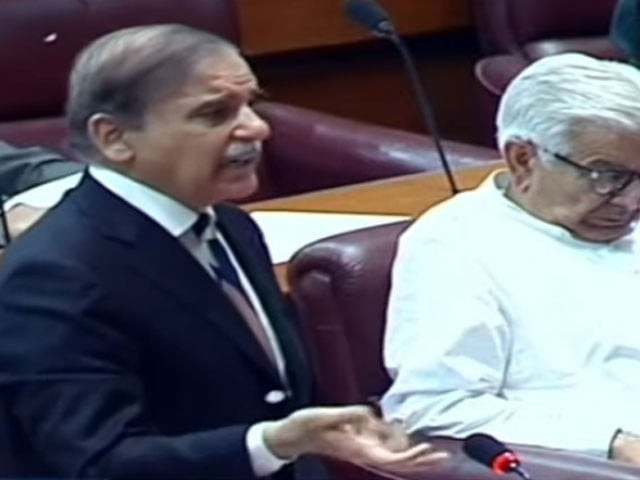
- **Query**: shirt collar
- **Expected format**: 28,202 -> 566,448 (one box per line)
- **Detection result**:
481,169 -> 639,251
88,165 -> 215,238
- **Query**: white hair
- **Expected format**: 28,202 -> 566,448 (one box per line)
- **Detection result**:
496,53 -> 640,156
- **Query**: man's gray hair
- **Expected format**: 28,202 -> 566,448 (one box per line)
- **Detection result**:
66,24 -> 236,160
496,53 -> 640,156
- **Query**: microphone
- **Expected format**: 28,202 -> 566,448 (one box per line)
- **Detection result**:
344,0 -> 459,195
463,433 -> 532,480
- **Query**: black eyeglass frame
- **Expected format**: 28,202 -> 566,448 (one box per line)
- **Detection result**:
540,147 -> 640,196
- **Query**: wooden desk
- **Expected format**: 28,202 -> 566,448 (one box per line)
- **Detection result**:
244,163 -> 501,288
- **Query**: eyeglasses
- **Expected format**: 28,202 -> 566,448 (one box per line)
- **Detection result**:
541,147 -> 640,196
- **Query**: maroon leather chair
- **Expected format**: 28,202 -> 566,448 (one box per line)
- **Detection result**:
288,222 -> 640,480
0,0 -> 498,202
471,0 -> 628,148
252,102 -> 498,201
473,54 -> 530,148
0,0 -> 238,123
472,0 -> 623,60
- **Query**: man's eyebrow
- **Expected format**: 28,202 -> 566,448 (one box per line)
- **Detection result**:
588,159 -> 640,174
193,98 -> 226,109
186,98 -> 228,117
589,158 -> 633,168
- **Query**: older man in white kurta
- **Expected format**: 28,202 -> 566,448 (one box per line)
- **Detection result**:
382,53 -> 640,464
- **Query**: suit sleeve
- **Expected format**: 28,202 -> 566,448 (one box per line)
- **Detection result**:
0,259 -> 258,479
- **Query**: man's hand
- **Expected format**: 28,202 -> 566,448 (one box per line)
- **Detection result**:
263,405 -> 448,471
611,430 -> 640,465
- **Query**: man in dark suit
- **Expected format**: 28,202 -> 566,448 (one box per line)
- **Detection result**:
0,24 -> 446,478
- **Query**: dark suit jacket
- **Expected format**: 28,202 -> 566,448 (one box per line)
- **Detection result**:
0,174 -> 313,479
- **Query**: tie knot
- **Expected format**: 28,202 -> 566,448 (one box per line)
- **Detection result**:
192,213 -> 211,238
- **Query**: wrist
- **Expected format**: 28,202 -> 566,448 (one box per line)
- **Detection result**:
262,417 -> 303,461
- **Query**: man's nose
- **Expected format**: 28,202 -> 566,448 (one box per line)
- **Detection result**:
234,105 -> 271,140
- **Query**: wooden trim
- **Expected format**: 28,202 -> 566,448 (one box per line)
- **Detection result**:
238,0 -> 473,55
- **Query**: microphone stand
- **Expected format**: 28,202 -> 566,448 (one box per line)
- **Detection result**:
513,466 -> 532,480
360,10 -> 459,195
386,32 -> 459,194
345,0 -> 459,194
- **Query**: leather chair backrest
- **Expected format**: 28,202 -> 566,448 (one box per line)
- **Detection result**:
288,221 -> 409,405
0,0 -> 239,122
473,0 -> 619,57
253,103 -> 497,199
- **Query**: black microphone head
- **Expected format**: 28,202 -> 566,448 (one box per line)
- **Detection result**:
462,433 -> 511,468
344,0 -> 395,35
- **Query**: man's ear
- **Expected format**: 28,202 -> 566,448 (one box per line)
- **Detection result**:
503,141 -> 538,193
87,113 -> 135,164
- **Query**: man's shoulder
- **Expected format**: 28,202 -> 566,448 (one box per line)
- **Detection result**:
4,195 -> 94,262
411,189 -> 493,235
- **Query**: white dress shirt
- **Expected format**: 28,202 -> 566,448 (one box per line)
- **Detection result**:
382,170 -> 640,456
88,166 -> 290,476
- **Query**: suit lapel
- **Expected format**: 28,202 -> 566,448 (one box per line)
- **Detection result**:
216,207 -> 312,401
71,176 -> 281,383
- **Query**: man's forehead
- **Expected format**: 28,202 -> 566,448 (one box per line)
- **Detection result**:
194,51 -> 258,89
571,125 -> 640,168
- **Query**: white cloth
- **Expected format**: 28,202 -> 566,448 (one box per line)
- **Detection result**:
3,172 -> 82,211
382,170 -> 640,457
88,166 -> 290,476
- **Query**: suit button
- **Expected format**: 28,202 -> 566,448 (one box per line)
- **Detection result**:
264,390 -> 287,404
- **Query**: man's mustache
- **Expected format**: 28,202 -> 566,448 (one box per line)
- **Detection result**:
225,142 -> 262,159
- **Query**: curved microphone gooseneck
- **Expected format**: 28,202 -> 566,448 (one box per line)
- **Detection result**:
344,0 -> 459,195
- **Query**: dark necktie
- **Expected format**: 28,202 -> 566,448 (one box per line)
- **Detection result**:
208,237 -> 245,295
192,213 -> 278,369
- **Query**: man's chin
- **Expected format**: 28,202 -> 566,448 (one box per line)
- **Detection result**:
575,222 -> 636,243
217,176 -> 260,203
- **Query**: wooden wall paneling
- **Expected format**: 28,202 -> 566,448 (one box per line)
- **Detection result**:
237,0 -> 473,55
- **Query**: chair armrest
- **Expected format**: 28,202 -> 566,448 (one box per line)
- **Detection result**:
254,101 -> 498,197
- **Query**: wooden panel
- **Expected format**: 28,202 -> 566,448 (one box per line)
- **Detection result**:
238,0 -> 473,55
251,31 -> 488,147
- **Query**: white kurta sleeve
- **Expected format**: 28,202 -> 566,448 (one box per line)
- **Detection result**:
381,230 -> 621,457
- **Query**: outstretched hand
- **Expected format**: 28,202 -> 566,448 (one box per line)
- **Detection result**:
263,405 -> 448,471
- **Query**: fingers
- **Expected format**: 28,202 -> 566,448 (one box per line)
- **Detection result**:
376,420 -> 410,452
289,405 -> 450,471
306,405 -> 378,430
357,441 -> 450,470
